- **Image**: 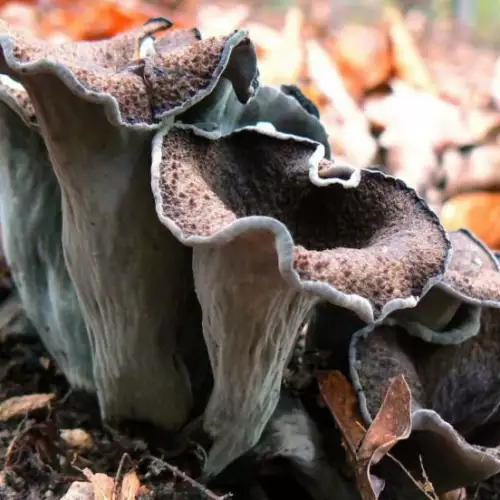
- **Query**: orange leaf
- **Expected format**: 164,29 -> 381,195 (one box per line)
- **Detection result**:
317,370 -> 366,454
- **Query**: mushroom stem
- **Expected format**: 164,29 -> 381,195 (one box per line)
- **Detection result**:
23,77 -> 194,428
0,99 -> 93,389
193,235 -> 317,476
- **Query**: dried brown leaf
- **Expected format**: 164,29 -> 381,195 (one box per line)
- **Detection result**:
60,481 -> 94,500
0,393 -> 55,421
118,471 -> 141,500
383,5 -> 436,94
317,370 -> 366,453
318,372 -> 413,500
83,468 -> 115,500
359,375 -> 412,465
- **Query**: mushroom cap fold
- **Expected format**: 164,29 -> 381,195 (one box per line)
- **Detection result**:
0,20 -> 258,128
350,320 -> 500,494
0,75 -> 36,128
436,228 -> 500,306
381,228 -> 500,345
152,124 -> 449,324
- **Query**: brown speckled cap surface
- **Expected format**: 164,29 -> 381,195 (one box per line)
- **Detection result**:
154,27 -> 202,53
441,229 -> 500,305
0,19 -> 257,127
0,19 -> 153,124
144,32 -> 257,120
0,78 -> 37,127
153,125 -> 449,321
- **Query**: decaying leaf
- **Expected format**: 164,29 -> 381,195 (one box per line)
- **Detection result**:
318,371 -> 412,500
439,488 -> 467,500
383,5 -> 436,94
60,481 -> 94,500
82,468 -> 115,500
0,393 -> 55,421
118,471 -> 142,500
65,467 -> 144,500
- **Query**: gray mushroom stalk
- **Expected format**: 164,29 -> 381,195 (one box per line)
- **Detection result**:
0,75 -> 92,388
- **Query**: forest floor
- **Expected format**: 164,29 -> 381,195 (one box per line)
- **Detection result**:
0,330 -> 221,500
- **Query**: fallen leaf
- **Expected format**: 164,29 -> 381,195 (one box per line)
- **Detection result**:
383,5 -> 437,94
0,393 -> 55,421
359,375 -> 412,465
317,371 -> 366,451
318,371 -> 412,500
83,468 -> 115,500
118,470 -> 141,500
441,192 -> 500,251
60,428 -> 95,451
60,481 -> 94,500
440,488 -> 467,500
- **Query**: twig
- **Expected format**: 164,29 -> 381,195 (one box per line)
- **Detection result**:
149,457 -> 232,500
3,416 -> 29,468
386,452 -> 439,500
113,452 -> 132,500
419,455 -> 439,499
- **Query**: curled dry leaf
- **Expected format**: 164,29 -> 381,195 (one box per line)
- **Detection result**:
318,371 -> 412,500
0,393 -> 55,421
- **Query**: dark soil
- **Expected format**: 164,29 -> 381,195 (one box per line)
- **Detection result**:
1,295 -> 499,500
0,328 -> 227,500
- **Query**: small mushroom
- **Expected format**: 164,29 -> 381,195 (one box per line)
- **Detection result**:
0,75 -> 92,387
350,229 -> 500,493
0,19 -> 261,429
151,122 -> 449,474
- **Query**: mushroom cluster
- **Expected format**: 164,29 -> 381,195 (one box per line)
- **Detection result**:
1,17 -> 500,498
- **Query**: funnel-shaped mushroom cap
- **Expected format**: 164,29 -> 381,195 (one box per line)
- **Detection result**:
0,75 -> 93,389
0,19 -> 332,435
151,122 -> 449,475
350,231 -> 500,493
